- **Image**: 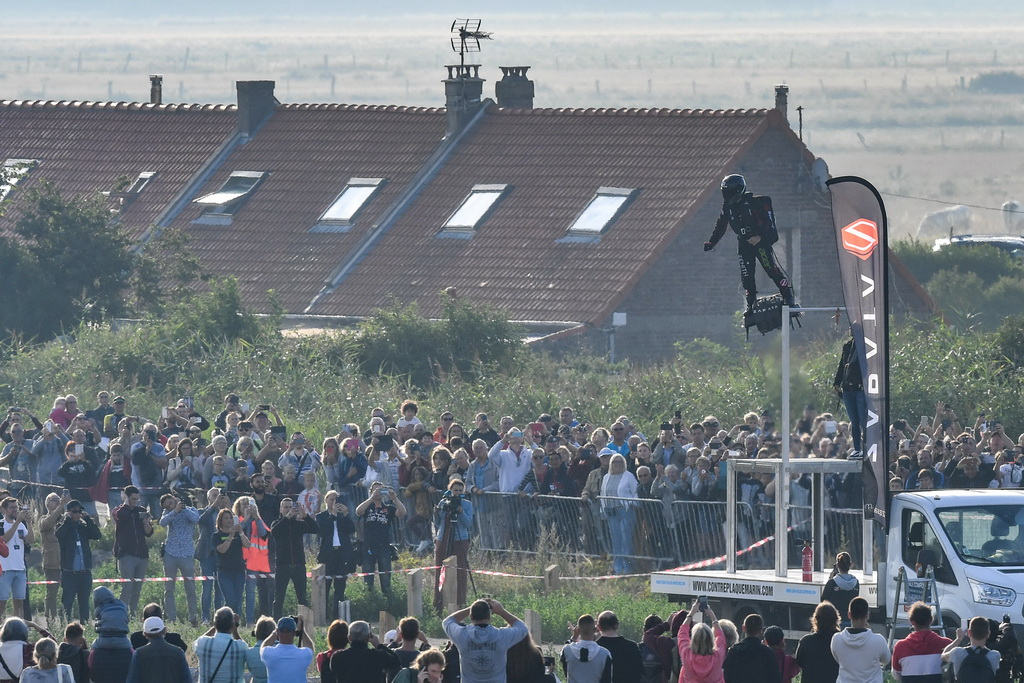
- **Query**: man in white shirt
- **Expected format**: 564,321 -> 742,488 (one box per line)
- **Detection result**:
0,497 -> 33,618
492,429 -> 532,548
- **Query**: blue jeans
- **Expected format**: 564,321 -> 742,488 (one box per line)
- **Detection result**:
605,507 -> 635,574
843,390 -> 868,452
200,554 -> 222,620
217,568 -> 244,615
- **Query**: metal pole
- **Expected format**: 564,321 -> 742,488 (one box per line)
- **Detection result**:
608,328 -> 615,364
778,305 -> 791,578
726,464 -> 737,574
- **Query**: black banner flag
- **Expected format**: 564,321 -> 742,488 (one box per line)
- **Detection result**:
827,176 -> 889,528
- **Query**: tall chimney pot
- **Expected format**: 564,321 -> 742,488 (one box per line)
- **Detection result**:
149,75 -> 163,105
443,64 -> 485,138
495,66 -> 534,109
235,80 -> 277,137
774,84 -> 789,124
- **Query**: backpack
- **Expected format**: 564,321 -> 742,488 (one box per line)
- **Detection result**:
750,195 -> 778,246
957,646 -> 995,683
639,641 -> 663,683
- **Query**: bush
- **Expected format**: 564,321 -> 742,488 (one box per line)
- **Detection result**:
347,295 -> 522,388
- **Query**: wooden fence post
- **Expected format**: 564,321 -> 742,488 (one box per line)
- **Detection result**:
524,609 -> 542,645
406,568 -> 423,617
544,564 -> 560,593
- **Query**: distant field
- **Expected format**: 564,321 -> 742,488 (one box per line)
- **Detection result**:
1,13 -> 1022,237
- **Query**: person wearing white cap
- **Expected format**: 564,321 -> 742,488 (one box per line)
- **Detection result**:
125,616 -> 192,683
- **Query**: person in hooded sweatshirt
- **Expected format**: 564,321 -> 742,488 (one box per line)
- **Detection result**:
443,598 -> 527,683
560,614 -> 612,683
677,601 -> 726,683
87,586 -> 133,683
891,601 -> 951,683
821,552 -> 859,627
830,597 -> 889,683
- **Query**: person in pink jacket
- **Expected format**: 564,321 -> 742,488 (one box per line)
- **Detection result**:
677,600 -> 727,683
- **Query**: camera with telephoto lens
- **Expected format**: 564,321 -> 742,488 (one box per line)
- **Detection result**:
440,492 -> 463,521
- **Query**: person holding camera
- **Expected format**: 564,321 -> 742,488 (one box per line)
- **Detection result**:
677,599 -> 727,683
0,423 -> 41,502
269,498 -> 317,619
433,477 -> 473,612
58,441 -> 98,518
130,423 -> 167,516
355,481 -> 407,597
112,486 -> 154,615
159,493 -> 200,625
0,498 -> 34,619
259,615 -> 314,683
54,499 -> 101,623
316,491 -> 355,622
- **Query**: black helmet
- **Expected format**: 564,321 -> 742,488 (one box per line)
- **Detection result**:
721,174 -> 746,204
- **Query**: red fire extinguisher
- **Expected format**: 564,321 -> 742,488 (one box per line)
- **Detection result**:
801,540 -> 813,582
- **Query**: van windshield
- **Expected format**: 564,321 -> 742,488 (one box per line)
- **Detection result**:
936,505 -> 1024,566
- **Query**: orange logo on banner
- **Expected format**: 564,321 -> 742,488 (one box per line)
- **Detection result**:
841,219 -> 879,260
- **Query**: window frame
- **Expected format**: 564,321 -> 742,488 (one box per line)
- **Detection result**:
564,186 -> 637,237
312,177 -> 385,232
438,184 -> 509,235
193,171 -> 268,216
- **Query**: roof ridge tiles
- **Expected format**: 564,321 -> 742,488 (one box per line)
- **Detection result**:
0,99 -> 237,112
489,106 -> 770,118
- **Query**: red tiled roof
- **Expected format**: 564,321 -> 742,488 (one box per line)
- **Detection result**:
167,105 -> 447,313
0,100 -> 236,239
308,106 -> 776,322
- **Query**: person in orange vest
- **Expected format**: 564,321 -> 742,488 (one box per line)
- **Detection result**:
232,496 -> 271,624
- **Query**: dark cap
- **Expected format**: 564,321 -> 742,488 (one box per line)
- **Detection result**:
113,396 -> 126,404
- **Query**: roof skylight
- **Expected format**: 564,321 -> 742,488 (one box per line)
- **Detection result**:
318,178 -> 384,225
126,171 -> 156,194
443,184 -> 508,231
0,159 -> 38,202
566,187 -> 635,235
194,171 -> 267,213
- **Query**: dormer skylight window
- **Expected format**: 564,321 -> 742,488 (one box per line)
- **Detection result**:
565,187 -> 636,236
126,171 -> 156,194
311,178 -> 384,232
0,158 -> 39,202
440,184 -> 508,234
194,171 -> 267,216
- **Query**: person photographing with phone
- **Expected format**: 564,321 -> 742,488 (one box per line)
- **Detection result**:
112,486 -> 154,615
269,498 -> 317,619
433,477 -> 473,613
560,614 -> 612,683
677,598 -> 727,683
0,497 -> 33,619
355,481 -> 406,598
130,423 -> 167,516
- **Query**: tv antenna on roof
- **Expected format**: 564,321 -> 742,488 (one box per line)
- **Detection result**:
450,19 -> 492,67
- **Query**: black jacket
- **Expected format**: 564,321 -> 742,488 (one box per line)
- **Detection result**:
130,630 -> 188,652
315,511 -> 355,563
834,338 -> 863,394
723,636 -> 782,683
270,514 -> 317,565
596,635 -> 642,683
795,630 -> 840,683
327,641 -> 400,683
55,514 -> 102,571
708,192 -> 778,247
127,635 -> 193,683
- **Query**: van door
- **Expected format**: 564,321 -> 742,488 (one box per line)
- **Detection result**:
888,507 -> 959,621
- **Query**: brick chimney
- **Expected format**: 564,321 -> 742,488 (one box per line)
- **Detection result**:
149,75 -> 162,105
495,66 -> 534,109
235,80 -> 277,137
774,84 -> 789,124
444,64 -> 485,138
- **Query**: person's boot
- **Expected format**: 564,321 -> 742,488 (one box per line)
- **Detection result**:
780,284 -> 797,308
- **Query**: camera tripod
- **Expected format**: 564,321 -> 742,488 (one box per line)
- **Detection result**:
433,498 -> 476,613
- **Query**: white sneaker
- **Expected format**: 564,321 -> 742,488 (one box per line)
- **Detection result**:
416,540 -> 431,553
848,450 -> 864,461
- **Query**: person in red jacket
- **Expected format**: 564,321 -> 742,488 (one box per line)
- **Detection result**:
891,601 -> 952,683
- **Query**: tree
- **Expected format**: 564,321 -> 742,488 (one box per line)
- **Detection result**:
0,182 -> 135,340
129,227 -> 209,316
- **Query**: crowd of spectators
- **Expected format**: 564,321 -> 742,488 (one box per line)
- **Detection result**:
0,389 -> 1021,660
0,593 -> 1011,683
